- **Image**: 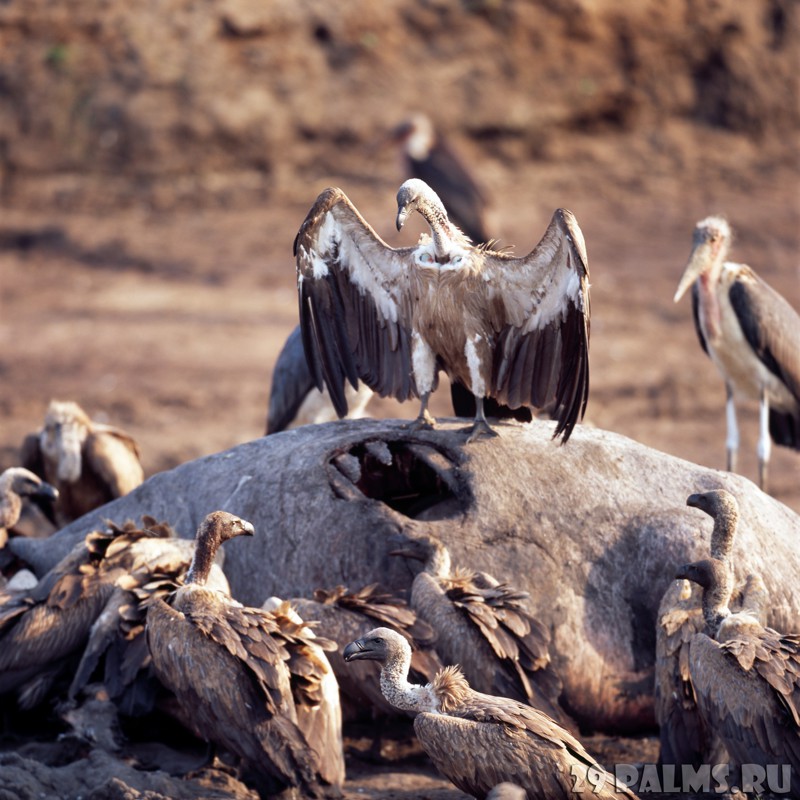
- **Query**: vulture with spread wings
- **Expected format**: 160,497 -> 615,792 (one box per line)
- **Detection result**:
295,179 -> 590,442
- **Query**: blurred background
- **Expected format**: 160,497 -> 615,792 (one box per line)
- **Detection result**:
1,0 -> 798,508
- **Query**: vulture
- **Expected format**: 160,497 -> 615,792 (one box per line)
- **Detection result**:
343,627 -> 637,800
392,114 -> 533,424
295,179 -> 590,442
0,467 -> 58,549
674,216 -> 800,490
261,595 -> 345,790
390,532 -> 567,726
21,400 -> 144,525
655,489 -> 767,769
675,558 -> 800,786
65,517 -> 229,716
145,511 -> 335,799
0,515 -> 209,709
265,323 -> 373,434
287,583 -> 443,723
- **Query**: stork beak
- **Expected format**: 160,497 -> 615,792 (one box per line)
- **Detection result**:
396,206 -> 409,231
673,247 -> 707,303
343,638 -> 367,662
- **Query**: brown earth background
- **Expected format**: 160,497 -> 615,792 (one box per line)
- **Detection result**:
0,1 -> 798,796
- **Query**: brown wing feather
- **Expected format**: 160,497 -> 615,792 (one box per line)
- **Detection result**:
82,428 -> 144,498
484,209 -> 590,441
688,633 -> 800,775
295,187 -> 418,415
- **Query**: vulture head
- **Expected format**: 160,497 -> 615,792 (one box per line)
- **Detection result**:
686,489 -> 739,561
395,178 -> 448,232
343,626 -> 407,664
0,467 -> 59,529
40,400 -> 92,483
674,215 -> 732,302
674,558 -> 728,591
186,511 -> 255,586
388,531 -> 450,577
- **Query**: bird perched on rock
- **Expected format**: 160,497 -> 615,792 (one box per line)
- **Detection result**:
674,216 -> 800,490
21,400 -> 144,525
145,511 -> 337,799
344,627 -> 636,800
296,179 -> 590,442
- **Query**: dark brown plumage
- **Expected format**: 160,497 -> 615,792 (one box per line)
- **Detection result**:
343,627 -> 636,800
145,511 -> 336,799
676,558 -> 800,784
21,400 -> 144,525
390,532 -> 567,726
0,516 -> 186,709
655,489 -> 744,768
296,179 -> 590,442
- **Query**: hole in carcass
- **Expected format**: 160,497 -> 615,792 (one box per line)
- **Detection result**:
330,439 -> 469,520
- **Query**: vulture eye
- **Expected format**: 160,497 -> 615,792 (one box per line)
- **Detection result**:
451,255 -> 463,266
419,252 -> 434,265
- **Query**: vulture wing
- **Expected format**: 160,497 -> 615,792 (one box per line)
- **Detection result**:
83,427 -> 144,497
481,209 -> 590,441
688,633 -> 800,775
295,187 -> 418,416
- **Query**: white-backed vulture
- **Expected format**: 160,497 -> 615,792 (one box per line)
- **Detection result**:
676,558 -> 800,784
343,627 -> 637,800
0,467 -> 58,549
296,179 -> 590,442
390,531 -> 566,726
287,583 -> 443,723
21,400 -> 144,525
0,515 -> 197,708
655,489 -> 745,768
674,216 -> 800,490
145,511 -> 334,799
261,596 -> 345,790
65,517 -> 229,717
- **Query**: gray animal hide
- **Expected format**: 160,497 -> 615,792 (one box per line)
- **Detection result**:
11,418 -> 800,733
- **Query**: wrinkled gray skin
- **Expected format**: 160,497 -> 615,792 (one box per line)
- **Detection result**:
12,418 -> 800,733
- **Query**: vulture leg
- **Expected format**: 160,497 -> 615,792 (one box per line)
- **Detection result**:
409,394 -> 436,432
757,386 -> 770,491
466,397 -> 499,443
725,383 -> 739,473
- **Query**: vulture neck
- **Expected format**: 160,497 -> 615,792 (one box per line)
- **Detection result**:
701,577 -> 732,636
418,199 -> 470,258
185,527 -> 219,586
380,638 -> 440,713
708,502 -> 738,564
423,540 -> 452,579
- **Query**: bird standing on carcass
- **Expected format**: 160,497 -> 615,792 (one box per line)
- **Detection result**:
296,180 -> 590,442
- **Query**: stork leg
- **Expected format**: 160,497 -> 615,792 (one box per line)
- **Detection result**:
725,384 -> 739,473
409,393 -> 435,431
757,387 -> 771,491
465,397 -> 499,443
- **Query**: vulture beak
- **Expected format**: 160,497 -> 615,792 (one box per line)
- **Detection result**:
686,493 -> 704,510
343,637 -> 369,662
239,520 -> 255,537
386,532 -> 426,560
396,205 -> 410,231
35,482 -> 59,503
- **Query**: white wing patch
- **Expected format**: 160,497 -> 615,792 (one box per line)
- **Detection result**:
465,335 -> 486,397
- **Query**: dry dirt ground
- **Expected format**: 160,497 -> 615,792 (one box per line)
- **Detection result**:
0,1 -> 798,795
